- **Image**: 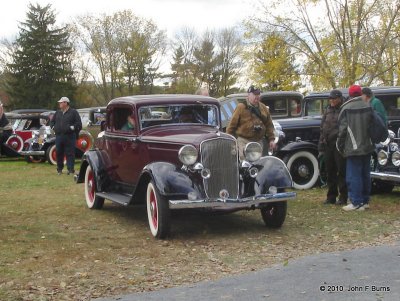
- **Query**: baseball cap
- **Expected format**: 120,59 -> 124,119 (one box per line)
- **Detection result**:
57,96 -> 70,103
247,85 -> 261,95
329,89 -> 343,99
348,85 -> 362,97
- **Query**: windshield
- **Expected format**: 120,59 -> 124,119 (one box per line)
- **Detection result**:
139,104 -> 219,129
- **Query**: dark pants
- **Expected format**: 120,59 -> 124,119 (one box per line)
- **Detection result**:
325,143 -> 347,202
346,155 -> 371,206
55,133 -> 76,171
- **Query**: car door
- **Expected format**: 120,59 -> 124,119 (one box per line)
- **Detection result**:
105,105 -> 142,187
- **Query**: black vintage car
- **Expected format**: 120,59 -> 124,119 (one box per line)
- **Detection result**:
221,86 -> 400,190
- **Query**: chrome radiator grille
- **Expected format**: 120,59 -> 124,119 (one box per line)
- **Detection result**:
200,138 -> 239,199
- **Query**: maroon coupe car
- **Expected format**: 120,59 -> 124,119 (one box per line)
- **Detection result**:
75,95 -> 296,239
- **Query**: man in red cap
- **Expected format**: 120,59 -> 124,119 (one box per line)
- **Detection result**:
336,84 -> 374,211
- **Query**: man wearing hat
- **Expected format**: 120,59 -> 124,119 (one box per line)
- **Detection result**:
361,87 -> 387,125
336,85 -> 374,211
318,89 -> 347,205
50,97 -> 82,175
227,85 -> 275,160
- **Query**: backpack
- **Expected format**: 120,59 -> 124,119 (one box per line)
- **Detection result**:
369,109 -> 388,144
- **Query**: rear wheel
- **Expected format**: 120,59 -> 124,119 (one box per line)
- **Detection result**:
84,165 -> 104,209
283,151 -> 319,189
260,201 -> 287,228
146,181 -> 170,239
46,144 -> 66,165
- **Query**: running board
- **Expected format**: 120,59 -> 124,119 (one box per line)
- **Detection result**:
96,192 -> 132,206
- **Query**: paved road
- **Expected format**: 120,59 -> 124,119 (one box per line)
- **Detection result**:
95,242 -> 400,301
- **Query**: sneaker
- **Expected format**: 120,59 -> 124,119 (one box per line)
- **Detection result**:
363,203 -> 370,209
342,203 -> 365,211
57,169 -> 62,175
67,170 -> 75,175
336,199 -> 347,205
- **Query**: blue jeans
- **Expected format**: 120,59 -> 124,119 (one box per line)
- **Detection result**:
55,133 -> 76,171
346,155 -> 371,206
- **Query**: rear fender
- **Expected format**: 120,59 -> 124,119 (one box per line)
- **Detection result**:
76,149 -> 111,192
279,141 -> 318,153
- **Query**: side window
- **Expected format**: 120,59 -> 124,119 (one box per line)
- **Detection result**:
112,107 -> 136,133
379,95 -> 400,117
289,98 -> 302,117
269,99 -> 288,117
306,99 -> 327,116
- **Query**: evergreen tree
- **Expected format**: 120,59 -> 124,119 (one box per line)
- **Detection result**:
7,3 -> 75,109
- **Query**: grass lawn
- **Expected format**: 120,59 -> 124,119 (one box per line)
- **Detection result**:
0,158 -> 399,300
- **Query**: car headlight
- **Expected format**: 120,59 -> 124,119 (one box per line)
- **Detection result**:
378,150 -> 388,165
178,145 -> 198,166
392,151 -> 400,167
381,130 -> 395,146
244,142 -> 262,162
32,130 -> 39,139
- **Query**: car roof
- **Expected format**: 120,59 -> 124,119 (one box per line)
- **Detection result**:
306,86 -> 400,98
8,109 -> 51,114
225,91 -> 303,99
108,94 -> 220,107
77,106 -> 107,113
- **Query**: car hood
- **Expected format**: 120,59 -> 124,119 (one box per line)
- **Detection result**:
275,116 -> 321,129
140,125 -> 233,146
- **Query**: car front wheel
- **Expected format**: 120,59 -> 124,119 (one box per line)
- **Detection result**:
146,181 -> 170,239
260,201 -> 287,228
283,151 -> 319,189
84,165 -> 104,209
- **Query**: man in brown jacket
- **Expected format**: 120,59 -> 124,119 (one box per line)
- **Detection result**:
227,86 -> 275,160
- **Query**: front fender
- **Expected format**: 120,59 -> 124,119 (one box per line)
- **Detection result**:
141,162 -> 205,199
250,156 -> 293,195
76,149 -> 111,192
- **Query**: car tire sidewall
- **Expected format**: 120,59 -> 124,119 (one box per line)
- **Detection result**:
84,165 -> 104,209
261,201 -> 287,228
284,151 -> 319,190
146,181 -> 170,239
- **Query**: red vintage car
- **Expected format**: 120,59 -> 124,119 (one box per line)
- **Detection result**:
75,95 -> 296,239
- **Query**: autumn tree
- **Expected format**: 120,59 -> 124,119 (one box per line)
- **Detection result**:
6,3 -> 75,109
249,33 -> 300,91
251,0 -> 400,89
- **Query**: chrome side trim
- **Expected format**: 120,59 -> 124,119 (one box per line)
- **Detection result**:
169,191 -> 296,209
370,172 -> 400,182
19,150 -> 45,156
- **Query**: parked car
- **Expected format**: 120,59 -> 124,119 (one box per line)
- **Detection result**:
75,95 -> 296,239
78,106 -> 106,140
221,87 -> 400,190
370,129 -> 400,193
20,115 -> 93,164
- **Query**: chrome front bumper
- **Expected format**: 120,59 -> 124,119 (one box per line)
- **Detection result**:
370,172 -> 400,183
169,191 -> 296,209
19,150 -> 45,156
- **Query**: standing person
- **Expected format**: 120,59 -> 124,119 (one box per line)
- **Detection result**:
227,85 -> 275,160
336,85 -> 374,211
318,89 -> 347,205
0,100 -> 13,147
361,87 -> 387,125
50,97 -> 82,175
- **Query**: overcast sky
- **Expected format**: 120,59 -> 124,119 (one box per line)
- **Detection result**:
0,0 -> 258,39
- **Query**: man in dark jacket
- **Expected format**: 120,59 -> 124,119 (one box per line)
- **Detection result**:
50,97 -> 82,175
318,89 -> 347,205
0,100 -> 12,148
336,85 -> 374,211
